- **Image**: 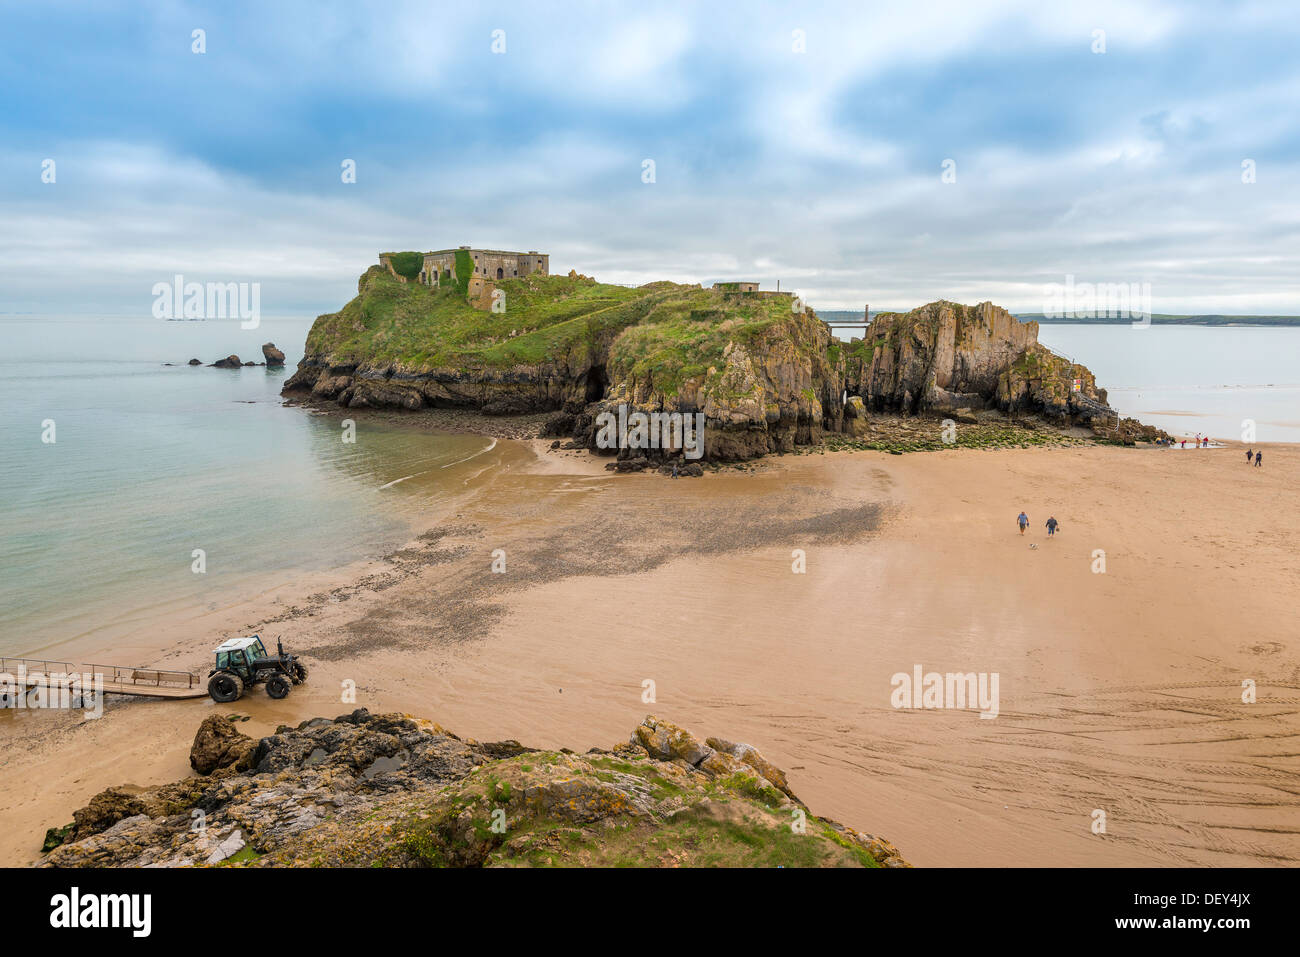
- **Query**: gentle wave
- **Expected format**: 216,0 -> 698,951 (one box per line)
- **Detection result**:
440,438 -> 498,468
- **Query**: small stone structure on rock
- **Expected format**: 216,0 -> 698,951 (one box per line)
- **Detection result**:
712,280 -> 793,300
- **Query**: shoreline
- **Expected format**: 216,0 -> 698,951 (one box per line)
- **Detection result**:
4,400 -> 1238,668
6,426 -> 533,668
11,417 -> 1289,671
3,428 -> 1298,868
282,396 -> 556,442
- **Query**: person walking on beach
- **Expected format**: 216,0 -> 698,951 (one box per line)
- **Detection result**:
1017,511 -> 1029,535
1247,448 -> 1253,464
1046,516 -> 1059,537
1255,450 -> 1263,468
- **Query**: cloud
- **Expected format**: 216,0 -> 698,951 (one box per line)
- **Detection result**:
3,0 -> 1300,315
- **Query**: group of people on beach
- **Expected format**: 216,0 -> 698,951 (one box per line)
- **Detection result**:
1153,433 -> 1262,466
1013,431 -> 1267,539
1017,512 -> 1058,537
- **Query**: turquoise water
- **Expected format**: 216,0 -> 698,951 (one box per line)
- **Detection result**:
1035,325 -> 1300,443
0,316 -> 496,658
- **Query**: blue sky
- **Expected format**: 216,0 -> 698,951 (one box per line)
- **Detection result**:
3,0 -> 1300,315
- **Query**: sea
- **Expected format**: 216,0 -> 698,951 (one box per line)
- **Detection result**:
1035,324 -> 1300,445
2,316 -> 1297,660
0,315 -> 503,660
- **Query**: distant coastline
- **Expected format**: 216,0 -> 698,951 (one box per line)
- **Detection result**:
1018,313 -> 1300,327
819,310 -> 1300,327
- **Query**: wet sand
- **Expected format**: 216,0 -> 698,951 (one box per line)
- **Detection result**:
2,438 -> 1297,867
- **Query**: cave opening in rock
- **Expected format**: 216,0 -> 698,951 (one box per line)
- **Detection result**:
584,365 -> 609,402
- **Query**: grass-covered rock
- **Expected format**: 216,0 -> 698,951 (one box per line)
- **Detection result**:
283,267 -> 846,459
38,710 -> 908,869
283,262 -> 1166,456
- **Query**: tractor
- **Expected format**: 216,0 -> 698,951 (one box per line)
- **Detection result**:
207,634 -> 308,703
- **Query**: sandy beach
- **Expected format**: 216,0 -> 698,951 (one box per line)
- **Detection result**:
2,436 -> 1297,868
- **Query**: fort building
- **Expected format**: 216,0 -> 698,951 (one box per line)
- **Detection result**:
418,246 -> 548,286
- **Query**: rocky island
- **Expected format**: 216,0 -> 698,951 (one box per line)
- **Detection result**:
39,710 -> 908,868
282,253 -> 1165,462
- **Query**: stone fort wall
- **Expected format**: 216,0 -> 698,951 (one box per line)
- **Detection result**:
419,247 -> 548,286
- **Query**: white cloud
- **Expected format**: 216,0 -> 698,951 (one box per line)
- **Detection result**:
5,0 -> 1300,316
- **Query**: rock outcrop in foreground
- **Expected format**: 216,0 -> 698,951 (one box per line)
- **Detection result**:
39,711 -> 908,868
283,263 -> 1164,459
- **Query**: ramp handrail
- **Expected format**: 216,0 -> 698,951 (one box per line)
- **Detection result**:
0,656 -> 76,675
84,663 -> 200,688
1,656 -> 198,688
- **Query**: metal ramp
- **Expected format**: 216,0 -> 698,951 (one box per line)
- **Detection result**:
1,656 -> 206,700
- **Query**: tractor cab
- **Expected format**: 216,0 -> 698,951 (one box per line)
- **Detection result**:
213,635 -> 269,681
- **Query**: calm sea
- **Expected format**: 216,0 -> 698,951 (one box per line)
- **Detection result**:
0,316 -> 503,660
1035,325 -> 1300,444
3,318 -> 1297,661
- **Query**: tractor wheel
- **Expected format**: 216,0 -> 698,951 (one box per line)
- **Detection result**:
291,662 -> 308,684
266,674 -> 292,699
208,672 -> 244,703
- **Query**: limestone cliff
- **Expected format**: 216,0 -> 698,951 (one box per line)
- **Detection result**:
849,301 -> 1040,412
844,300 -> 1166,443
38,711 -> 909,869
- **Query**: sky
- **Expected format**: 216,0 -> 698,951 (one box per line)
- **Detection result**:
3,0 -> 1300,316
